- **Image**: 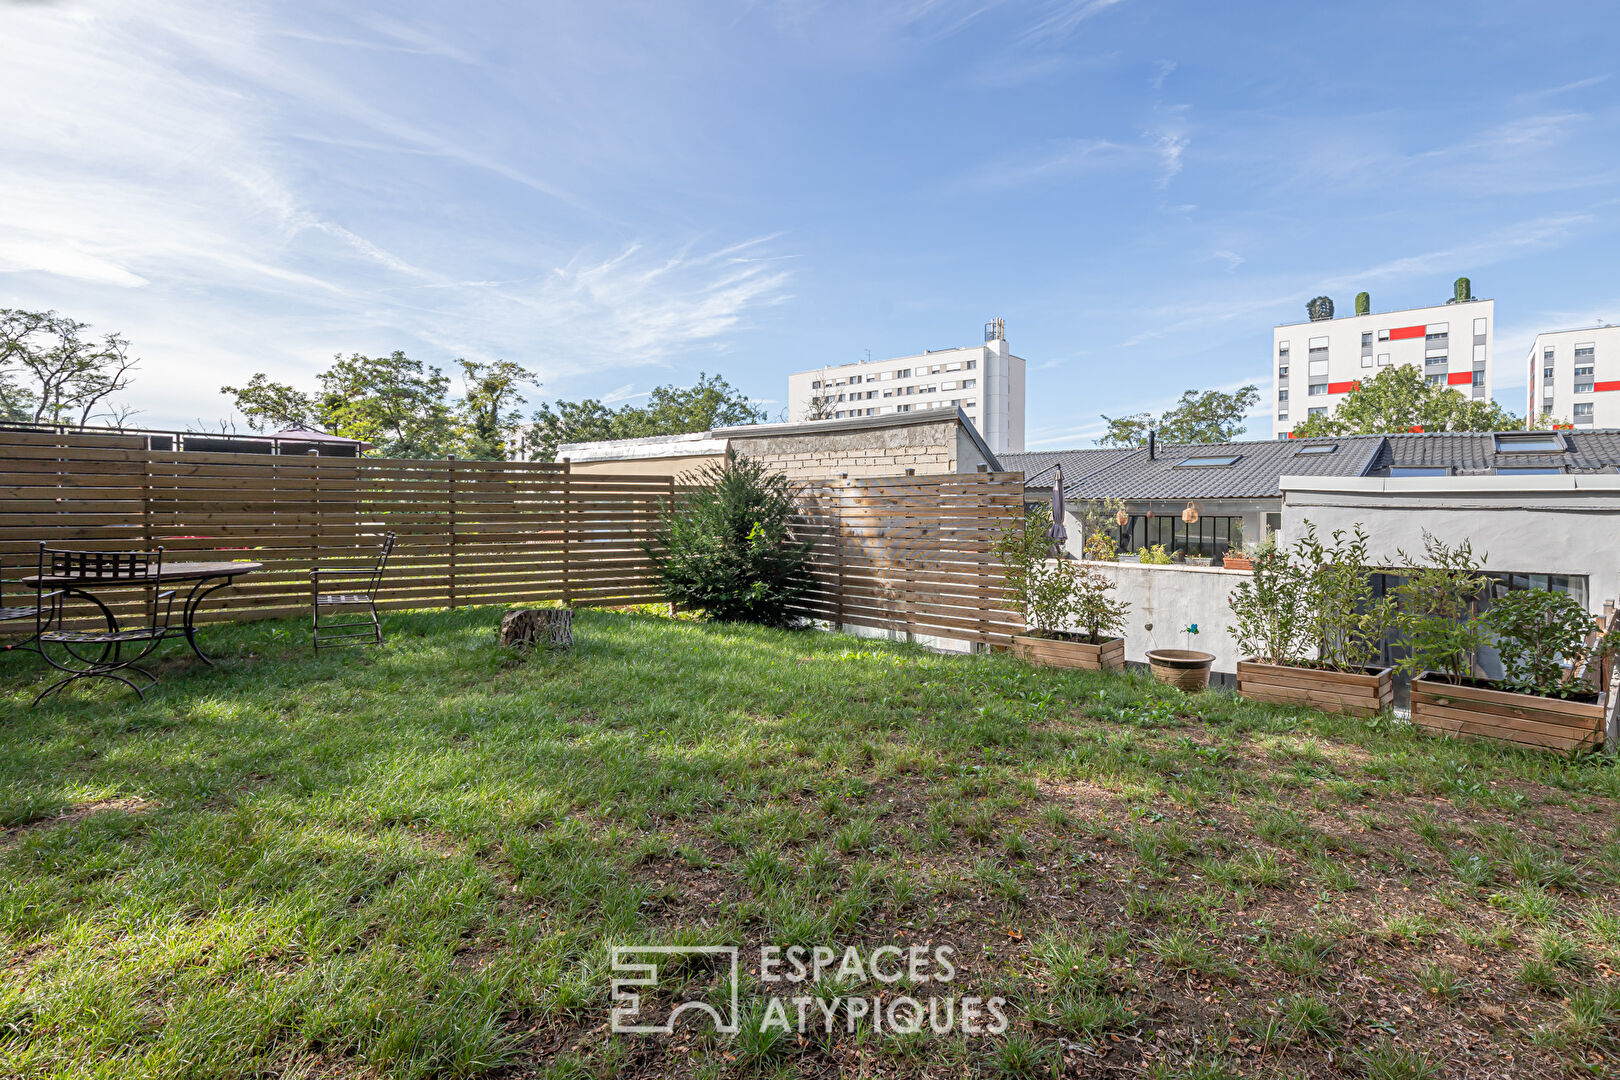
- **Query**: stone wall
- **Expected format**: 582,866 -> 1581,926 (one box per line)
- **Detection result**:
730,417 -> 964,481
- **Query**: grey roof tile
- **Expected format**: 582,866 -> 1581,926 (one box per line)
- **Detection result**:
1000,447 -> 1139,487
1064,436 -> 1385,501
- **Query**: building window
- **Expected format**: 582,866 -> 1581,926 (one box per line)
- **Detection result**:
1574,403 -> 1594,422
1542,401 -> 1554,415
1426,374 -> 1444,385
1390,466 -> 1451,477
965,360 -> 976,369
1119,514 -> 1245,559
1278,389 -> 1289,401
810,380 -> 821,389
1377,329 -> 1390,342
1575,345 -> 1595,361
1576,379 -> 1594,394
1308,359 -> 1329,377
1377,353 -> 1391,366
1472,370 -> 1485,387
1278,365 -> 1289,379
1278,411 -> 1288,421
1544,366 -> 1555,381
1361,353 -> 1373,368
1575,364 -> 1594,377
1426,354 -> 1448,366
1308,407 -> 1326,417
962,379 -> 976,388
1308,383 -> 1329,396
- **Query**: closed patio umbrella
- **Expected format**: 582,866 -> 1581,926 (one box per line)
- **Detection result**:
1049,464 -> 1067,555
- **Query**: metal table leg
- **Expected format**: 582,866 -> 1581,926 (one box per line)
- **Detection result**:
179,577 -> 230,666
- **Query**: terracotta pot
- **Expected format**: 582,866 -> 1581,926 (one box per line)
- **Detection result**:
1222,554 -> 1253,570
1011,633 -> 1125,672
1410,673 -> 1604,754
1236,660 -> 1393,717
1145,649 -> 1215,692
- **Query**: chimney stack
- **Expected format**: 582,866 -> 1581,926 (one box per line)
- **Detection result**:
1148,429 -> 1156,460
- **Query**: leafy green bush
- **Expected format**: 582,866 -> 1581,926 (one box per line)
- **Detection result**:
1138,544 -> 1173,565
995,504 -> 1128,642
645,451 -> 813,626
1484,589 -> 1606,698
1227,524 -> 1391,670
1391,532 -> 1491,684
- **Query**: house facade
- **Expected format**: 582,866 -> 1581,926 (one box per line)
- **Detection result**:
786,320 -> 1025,454
1526,323 -> 1620,429
1272,295 -> 1494,438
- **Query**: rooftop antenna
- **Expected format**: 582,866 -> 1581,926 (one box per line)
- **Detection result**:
864,349 -> 872,363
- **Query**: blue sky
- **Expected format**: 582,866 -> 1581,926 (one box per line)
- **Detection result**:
3,1 -> 1618,445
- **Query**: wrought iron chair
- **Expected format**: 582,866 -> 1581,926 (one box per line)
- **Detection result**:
2,554 -> 57,654
32,544 -> 176,705
311,532 -> 395,649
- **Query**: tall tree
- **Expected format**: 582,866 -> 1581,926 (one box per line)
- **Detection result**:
1288,365 -> 1520,437
0,309 -> 138,426
458,359 -> 541,459
223,351 -> 534,459
1097,385 -> 1260,447
517,373 -> 765,461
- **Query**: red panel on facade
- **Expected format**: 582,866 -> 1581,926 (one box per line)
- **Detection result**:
1447,372 -> 1473,385
1388,324 -> 1426,340
1327,380 -> 1359,394
1595,380 -> 1620,393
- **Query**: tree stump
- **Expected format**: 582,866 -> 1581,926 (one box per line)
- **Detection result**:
499,607 -> 573,651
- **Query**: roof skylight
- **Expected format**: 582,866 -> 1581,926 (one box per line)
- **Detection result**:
1294,444 -> 1337,455
1174,455 -> 1242,468
1493,432 -> 1566,453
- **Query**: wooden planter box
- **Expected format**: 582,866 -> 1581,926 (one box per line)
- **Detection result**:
1011,633 -> 1125,672
1236,660 -> 1393,718
1410,674 -> 1605,753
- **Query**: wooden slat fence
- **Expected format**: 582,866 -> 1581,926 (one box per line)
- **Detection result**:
0,430 -> 1023,648
0,430 -> 671,630
789,473 -> 1023,648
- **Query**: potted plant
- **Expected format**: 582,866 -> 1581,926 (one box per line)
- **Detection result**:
1230,526 -> 1396,718
1223,544 -> 1256,571
1397,534 -> 1610,752
1147,622 -> 1215,691
1138,544 -> 1173,565
999,505 -> 1130,672
1186,554 -> 1214,567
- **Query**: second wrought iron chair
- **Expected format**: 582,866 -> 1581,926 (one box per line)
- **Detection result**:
2,554 -> 56,655
311,532 -> 396,649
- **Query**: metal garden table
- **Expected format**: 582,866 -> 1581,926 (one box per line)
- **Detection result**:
23,560 -> 262,665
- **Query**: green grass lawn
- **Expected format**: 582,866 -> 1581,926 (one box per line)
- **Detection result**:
3,609 -> 1619,1079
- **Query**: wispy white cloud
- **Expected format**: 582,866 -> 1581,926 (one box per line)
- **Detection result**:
0,1 -> 793,424
1018,0 -> 1130,46
1151,59 -> 1176,90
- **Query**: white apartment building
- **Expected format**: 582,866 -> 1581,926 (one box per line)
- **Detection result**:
1272,296 -> 1494,437
1526,323 -> 1620,428
787,320 -> 1026,453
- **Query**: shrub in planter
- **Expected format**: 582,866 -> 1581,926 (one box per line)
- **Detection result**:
645,451 -> 814,627
998,504 -> 1129,671
1396,532 -> 1610,752
1230,525 -> 1395,717
1139,544 -> 1173,565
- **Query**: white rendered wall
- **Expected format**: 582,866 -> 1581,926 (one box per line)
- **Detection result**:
1063,561 -> 1251,675
1526,324 -> 1620,429
1280,475 -> 1620,615
1272,298 -> 1494,437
